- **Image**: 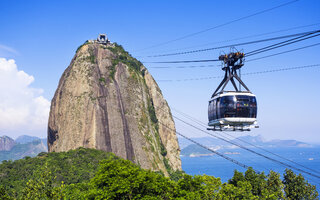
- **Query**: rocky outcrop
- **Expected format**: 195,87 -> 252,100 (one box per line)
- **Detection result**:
0,137 -> 47,161
48,42 -> 181,175
0,136 -> 15,151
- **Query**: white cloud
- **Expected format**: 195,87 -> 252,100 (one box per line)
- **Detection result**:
0,58 -> 50,138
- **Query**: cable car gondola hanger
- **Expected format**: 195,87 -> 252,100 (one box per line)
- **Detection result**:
208,51 -> 259,131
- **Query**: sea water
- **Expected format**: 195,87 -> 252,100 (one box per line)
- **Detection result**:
181,147 -> 320,193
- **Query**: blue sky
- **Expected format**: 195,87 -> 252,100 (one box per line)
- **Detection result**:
0,0 -> 319,143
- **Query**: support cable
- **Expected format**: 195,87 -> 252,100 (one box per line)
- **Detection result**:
142,32 -> 320,64
149,64 -> 220,69
171,110 -> 272,172
246,42 -> 320,62
143,59 -> 220,64
246,31 -> 320,56
136,0 -> 298,52
158,121 -> 251,170
137,22 -> 320,56
172,108 -> 320,175
156,64 -> 320,82
145,30 -> 319,58
172,114 -> 320,180
148,44 -> 320,70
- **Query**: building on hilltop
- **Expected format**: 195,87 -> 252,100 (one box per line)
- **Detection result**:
87,34 -> 112,46
97,34 -> 110,44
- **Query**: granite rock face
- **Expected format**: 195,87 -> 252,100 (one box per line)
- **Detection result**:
48,42 -> 181,174
0,136 -> 15,151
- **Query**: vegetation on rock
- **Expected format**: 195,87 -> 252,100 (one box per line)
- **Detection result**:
107,43 -> 144,77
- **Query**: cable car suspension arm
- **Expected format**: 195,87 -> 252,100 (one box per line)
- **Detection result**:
212,52 -> 250,97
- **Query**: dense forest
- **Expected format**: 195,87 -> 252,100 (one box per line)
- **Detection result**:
0,148 -> 318,199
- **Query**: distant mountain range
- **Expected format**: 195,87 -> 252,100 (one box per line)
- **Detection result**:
0,134 -> 315,160
0,135 -> 47,162
179,135 -> 315,157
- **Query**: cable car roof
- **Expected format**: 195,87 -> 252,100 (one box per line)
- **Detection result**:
211,91 -> 256,100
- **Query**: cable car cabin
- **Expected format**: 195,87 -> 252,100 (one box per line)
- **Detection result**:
208,92 -> 258,131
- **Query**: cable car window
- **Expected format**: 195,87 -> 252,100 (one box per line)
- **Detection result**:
220,96 -> 236,118
209,94 -> 257,122
235,95 -> 257,118
213,99 -> 217,120
208,99 -> 218,121
217,98 -> 221,119
208,100 -> 213,121
249,96 -> 257,118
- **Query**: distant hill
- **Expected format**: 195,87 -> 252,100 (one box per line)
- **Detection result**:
179,135 -> 314,157
180,144 -> 213,157
0,134 -> 314,161
234,135 -> 313,148
178,136 -> 228,149
15,135 -> 41,144
179,135 -> 313,149
265,139 -> 311,148
15,135 -> 47,146
0,135 -> 47,162
0,136 -> 16,151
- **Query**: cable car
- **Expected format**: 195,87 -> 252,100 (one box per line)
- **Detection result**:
208,52 -> 258,131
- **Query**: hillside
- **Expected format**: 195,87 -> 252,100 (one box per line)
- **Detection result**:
0,135 -> 47,162
48,40 -> 181,175
15,135 -> 44,144
180,144 -> 213,157
0,148 -> 113,193
0,148 -> 317,199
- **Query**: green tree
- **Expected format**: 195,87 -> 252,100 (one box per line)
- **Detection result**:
263,170 -> 284,199
1,148 -> 319,200
197,175 -> 222,200
87,157 -> 176,199
283,169 -> 318,200
176,174 -> 221,199
216,181 -> 258,199
169,170 -> 185,182
229,168 -> 268,197
244,167 -> 267,196
228,170 -> 245,187
21,162 -> 65,200
0,185 -> 14,200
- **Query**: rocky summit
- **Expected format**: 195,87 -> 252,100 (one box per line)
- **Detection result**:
0,136 -> 15,151
47,40 -> 181,174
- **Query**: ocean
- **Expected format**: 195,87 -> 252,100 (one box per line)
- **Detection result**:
181,147 -> 320,193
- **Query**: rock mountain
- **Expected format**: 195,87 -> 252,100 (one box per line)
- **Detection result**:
48,41 -> 181,174
0,135 -> 47,161
0,136 -> 15,151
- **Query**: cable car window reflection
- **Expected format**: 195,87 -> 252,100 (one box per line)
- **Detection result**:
220,96 -> 236,118
217,98 -> 221,119
208,95 -> 257,121
213,99 -> 217,120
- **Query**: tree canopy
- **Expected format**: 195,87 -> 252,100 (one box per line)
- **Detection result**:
0,148 -> 318,199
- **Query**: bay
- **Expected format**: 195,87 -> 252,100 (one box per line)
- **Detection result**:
181,147 -> 320,192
